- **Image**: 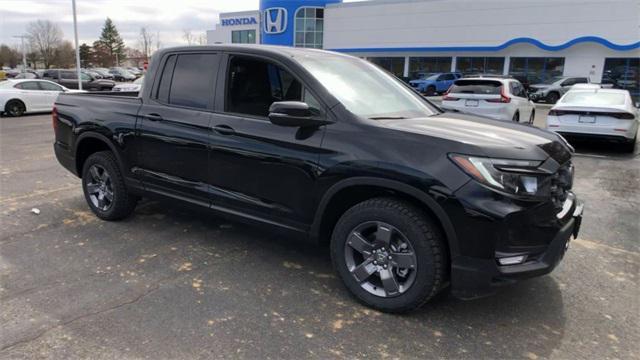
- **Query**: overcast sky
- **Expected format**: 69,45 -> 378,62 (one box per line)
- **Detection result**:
0,0 -> 310,49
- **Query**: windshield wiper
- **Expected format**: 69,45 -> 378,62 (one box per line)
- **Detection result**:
368,116 -> 407,120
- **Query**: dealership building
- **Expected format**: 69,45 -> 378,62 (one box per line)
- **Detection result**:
207,0 -> 639,97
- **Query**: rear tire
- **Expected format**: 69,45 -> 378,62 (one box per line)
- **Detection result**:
528,110 -> 535,124
5,100 -> 25,117
622,136 -> 636,153
81,151 -> 137,221
330,197 -> 446,313
512,112 -> 520,122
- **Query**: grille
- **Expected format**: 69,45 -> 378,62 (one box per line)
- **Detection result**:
550,161 -> 574,210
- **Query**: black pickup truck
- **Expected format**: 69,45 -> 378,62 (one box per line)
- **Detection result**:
53,45 -> 583,313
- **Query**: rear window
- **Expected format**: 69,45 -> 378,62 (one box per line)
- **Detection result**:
449,80 -> 502,94
561,91 -> 626,106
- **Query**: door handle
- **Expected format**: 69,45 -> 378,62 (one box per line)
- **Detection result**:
145,113 -> 163,122
212,124 -> 235,135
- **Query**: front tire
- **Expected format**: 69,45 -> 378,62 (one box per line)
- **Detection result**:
528,110 -> 535,124
512,112 -> 520,122
330,197 -> 446,313
622,136 -> 636,153
5,100 -> 25,117
82,151 -> 137,220
425,86 -> 436,96
546,92 -> 560,104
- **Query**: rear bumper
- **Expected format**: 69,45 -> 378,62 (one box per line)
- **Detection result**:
447,181 -> 583,300
54,142 -> 78,176
555,131 -> 636,143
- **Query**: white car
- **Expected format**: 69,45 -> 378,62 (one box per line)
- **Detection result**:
112,76 -> 144,92
546,88 -> 639,152
440,77 -> 535,123
0,79 -> 83,117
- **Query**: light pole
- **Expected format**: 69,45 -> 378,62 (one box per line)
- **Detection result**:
72,0 -> 82,90
11,35 -> 27,71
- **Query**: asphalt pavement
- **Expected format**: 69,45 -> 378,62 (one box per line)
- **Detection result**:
1,111 -> 638,359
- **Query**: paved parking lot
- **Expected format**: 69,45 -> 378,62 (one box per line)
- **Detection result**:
1,110 -> 638,359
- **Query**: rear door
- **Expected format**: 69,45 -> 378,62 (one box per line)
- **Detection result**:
437,73 -> 456,92
37,81 -> 65,109
509,80 -> 533,121
207,53 -> 326,229
134,52 -> 219,206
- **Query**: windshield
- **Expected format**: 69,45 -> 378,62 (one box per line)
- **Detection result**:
541,76 -> 564,85
295,53 -> 438,119
561,91 -> 626,106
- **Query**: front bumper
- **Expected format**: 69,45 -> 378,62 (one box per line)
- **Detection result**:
447,182 -> 583,300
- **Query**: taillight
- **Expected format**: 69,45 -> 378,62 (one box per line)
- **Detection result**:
486,86 -> 511,103
442,86 -> 458,101
52,106 -> 58,132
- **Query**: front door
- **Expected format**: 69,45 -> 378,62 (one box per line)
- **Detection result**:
207,54 -> 326,229
134,52 -> 220,206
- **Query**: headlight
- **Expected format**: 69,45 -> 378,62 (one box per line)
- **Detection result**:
450,154 -> 550,197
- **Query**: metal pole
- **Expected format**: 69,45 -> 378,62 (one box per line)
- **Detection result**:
11,35 -> 27,71
20,36 -> 26,70
72,0 -> 82,90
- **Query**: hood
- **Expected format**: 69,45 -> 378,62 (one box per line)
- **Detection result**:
529,84 -> 550,91
377,112 -> 572,163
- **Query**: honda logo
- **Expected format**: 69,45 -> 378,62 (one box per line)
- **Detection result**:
263,7 -> 287,34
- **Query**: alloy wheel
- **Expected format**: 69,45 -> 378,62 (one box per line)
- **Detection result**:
344,221 -> 418,297
85,164 -> 114,211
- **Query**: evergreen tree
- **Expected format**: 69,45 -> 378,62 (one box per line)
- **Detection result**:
96,18 -> 125,66
79,43 -> 92,67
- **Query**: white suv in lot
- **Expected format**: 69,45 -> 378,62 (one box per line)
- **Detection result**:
546,88 -> 639,152
440,77 -> 535,123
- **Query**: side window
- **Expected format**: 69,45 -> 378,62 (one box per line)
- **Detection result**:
15,81 -> 40,90
39,82 -> 63,91
168,53 -> 218,109
156,55 -> 177,103
561,78 -> 574,86
80,73 -> 91,81
60,71 -> 76,80
574,77 -> 588,84
44,70 -> 58,79
443,74 -> 455,80
437,74 -> 447,81
226,56 -> 307,117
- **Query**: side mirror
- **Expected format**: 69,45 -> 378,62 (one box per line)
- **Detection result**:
268,101 -> 331,127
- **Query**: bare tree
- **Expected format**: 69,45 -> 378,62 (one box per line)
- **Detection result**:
155,31 -> 161,51
26,20 -> 63,68
197,33 -> 207,45
182,29 -> 195,45
138,27 -> 154,59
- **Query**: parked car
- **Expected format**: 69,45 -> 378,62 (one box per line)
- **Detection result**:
82,69 -> 104,79
440,77 -> 535,123
13,71 -> 40,79
529,76 -> 590,104
126,67 -> 142,77
43,69 -> 116,91
108,67 -> 136,81
53,45 -> 582,313
112,76 -> 144,92
90,68 -> 115,80
547,88 -> 638,152
0,79 -> 82,117
409,72 -> 462,95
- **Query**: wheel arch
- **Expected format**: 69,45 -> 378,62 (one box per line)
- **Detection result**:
5,98 -> 26,113
74,132 -> 124,177
310,177 -> 459,258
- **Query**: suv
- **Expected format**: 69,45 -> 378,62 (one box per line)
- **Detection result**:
43,69 -> 115,91
440,77 -> 535,123
53,45 -> 582,312
409,72 -> 462,95
529,76 -> 590,104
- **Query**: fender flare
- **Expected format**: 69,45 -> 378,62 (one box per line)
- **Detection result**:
310,177 -> 460,256
74,131 -> 124,175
